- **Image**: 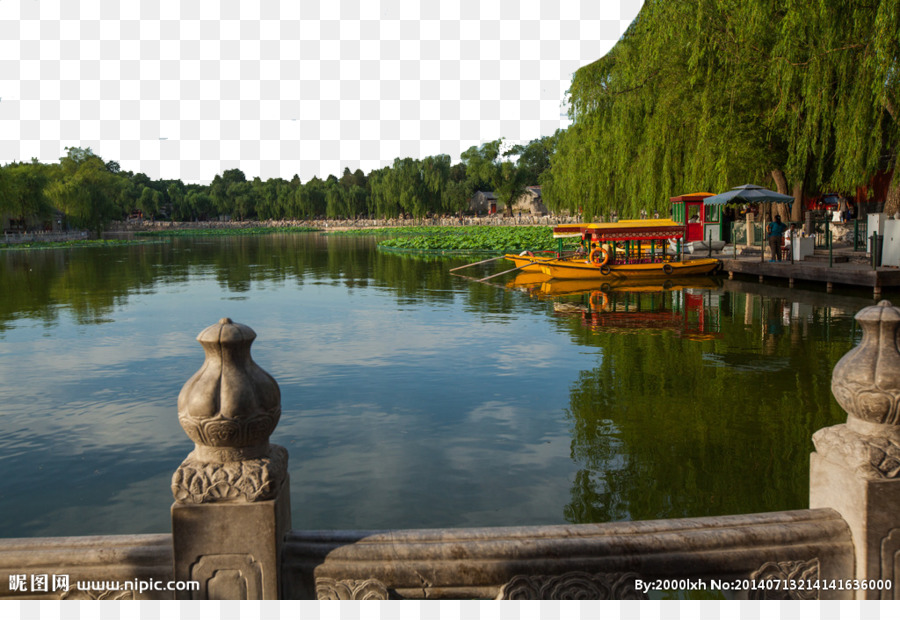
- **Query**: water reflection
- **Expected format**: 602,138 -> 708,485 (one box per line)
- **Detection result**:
0,234 -> 893,538
533,278 -> 723,342
529,276 -> 874,524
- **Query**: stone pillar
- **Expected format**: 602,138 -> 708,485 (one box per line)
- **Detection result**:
810,301 -> 900,599
171,318 -> 290,600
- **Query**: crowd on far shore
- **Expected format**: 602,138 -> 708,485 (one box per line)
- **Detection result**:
109,213 -> 584,232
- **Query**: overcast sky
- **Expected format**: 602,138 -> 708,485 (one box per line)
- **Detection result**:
0,0 -> 642,183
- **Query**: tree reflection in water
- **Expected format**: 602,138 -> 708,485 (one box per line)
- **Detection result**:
539,280 -> 874,524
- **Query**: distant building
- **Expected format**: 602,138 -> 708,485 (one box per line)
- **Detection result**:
469,191 -> 498,215
2,209 -> 65,233
511,186 -> 548,215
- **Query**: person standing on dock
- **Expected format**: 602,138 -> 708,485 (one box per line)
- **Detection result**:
767,215 -> 788,262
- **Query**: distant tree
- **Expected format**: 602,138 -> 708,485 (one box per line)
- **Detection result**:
367,167 -> 401,219
421,154 -> 451,214
45,149 -> 122,232
442,178 -> 473,217
185,189 -> 214,220
510,134 -> 558,187
138,186 -> 162,219
325,180 -> 349,219
296,176 -> 326,218
227,181 -> 254,220
461,140 -> 528,216
1,162 -> 54,223
167,180 -> 187,220
392,157 -> 430,218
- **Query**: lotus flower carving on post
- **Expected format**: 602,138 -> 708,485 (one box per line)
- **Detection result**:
172,318 -> 288,503
815,300 -> 900,479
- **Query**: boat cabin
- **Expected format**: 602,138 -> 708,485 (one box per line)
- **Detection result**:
669,192 -> 723,244
552,220 -> 686,265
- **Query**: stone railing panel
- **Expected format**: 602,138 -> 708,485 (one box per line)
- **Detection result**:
282,509 -> 853,600
0,534 -> 173,600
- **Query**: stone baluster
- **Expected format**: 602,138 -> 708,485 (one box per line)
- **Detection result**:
171,318 -> 290,600
811,300 -> 900,599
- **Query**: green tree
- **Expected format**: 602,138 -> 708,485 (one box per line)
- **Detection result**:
367,167 -> 401,219
45,148 -> 122,232
297,176 -> 327,219
208,169 -> 248,218
138,186 -> 162,219
769,0 -> 899,213
185,189 -> 214,220
167,180 -> 187,220
1,161 -> 54,224
325,179 -> 349,219
461,140 -> 529,216
227,181 -> 255,220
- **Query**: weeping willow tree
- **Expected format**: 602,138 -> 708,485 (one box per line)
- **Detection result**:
544,0 -> 899,219
770,0 -> 900,213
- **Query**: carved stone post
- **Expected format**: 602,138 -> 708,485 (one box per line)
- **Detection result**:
171,318 -> 290,599
811,300 -> 900,599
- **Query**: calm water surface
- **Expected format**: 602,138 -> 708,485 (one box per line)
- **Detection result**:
0,233 -> 889,538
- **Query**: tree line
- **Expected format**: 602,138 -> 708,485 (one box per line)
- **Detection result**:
2,0 -> 897,231
0,137 -> 556,233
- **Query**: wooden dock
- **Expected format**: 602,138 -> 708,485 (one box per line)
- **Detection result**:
718,251 -> 900,297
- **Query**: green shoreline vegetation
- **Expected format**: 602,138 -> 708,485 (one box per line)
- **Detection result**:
133,226 -> 321,237
0,238 -> 169,251
2,225 -> 575,255
368,226 -> 574,253
2,2 -> 897,235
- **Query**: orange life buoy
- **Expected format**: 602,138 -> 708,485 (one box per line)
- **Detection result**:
589,247 -> 609,267
589,291 -> 609,312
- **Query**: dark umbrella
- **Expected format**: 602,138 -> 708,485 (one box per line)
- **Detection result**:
705,185 -> 795,263
703,184 -> 795,205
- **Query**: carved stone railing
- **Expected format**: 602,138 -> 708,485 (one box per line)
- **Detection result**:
0,535 -> 173,600
283,509 -> 852,600
170,318 -> 291,600
3,305 -> 900,600
811,300 -> 900,599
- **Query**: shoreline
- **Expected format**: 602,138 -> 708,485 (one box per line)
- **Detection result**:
107,214 -> 581,233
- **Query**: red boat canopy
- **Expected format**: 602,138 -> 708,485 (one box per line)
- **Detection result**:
552,219 -> 685,241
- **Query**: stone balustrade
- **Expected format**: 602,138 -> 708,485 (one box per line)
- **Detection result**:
3,304 -> 900,600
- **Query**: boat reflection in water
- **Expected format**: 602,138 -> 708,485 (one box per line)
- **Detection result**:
538,277 -> 724,341
505,271 -> 552,294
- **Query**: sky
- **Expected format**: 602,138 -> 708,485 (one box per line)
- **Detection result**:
0,0 -> 643,184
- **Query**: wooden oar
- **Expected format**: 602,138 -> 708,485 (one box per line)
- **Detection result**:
449,255 -> 507,272
476,261 -> 542,282
451,273 -> 511,291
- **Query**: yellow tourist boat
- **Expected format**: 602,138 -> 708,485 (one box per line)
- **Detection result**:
501,251 -> 559,272
539,220 -> 720,281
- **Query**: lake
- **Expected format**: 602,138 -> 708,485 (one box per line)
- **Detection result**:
0,232 -> 887,538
